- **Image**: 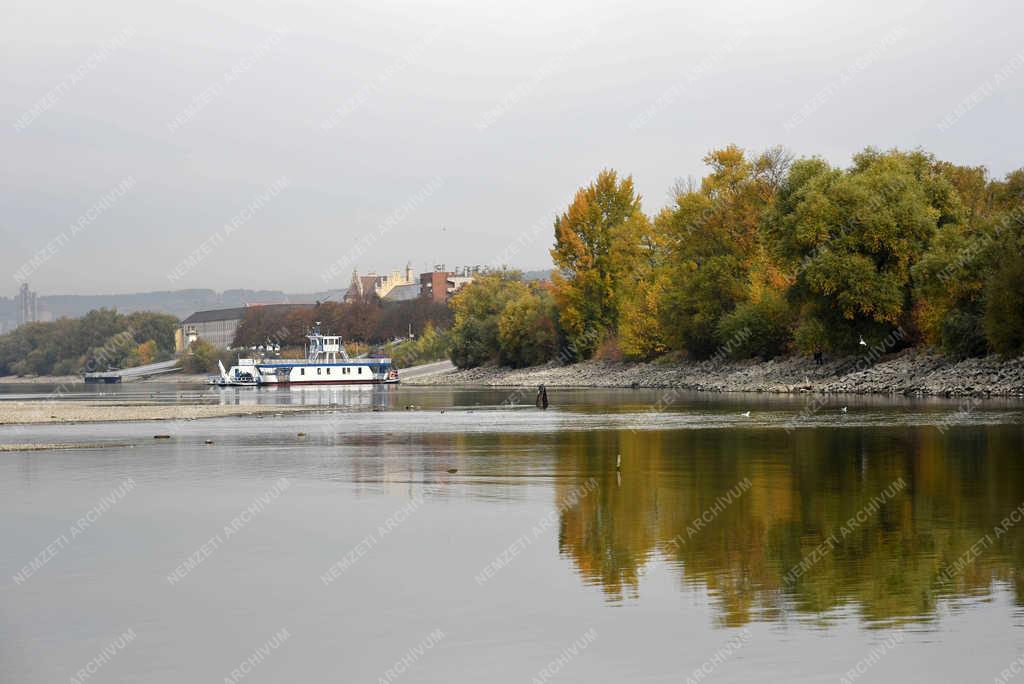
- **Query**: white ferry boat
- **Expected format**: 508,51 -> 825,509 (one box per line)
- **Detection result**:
210,324 -> 398,387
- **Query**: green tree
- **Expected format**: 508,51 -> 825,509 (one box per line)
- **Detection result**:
985,243 -> 1024,357
715,294 -> 793,359
765,149 -> 944,352
497,290 -> 558,367
448,272 -> 531,368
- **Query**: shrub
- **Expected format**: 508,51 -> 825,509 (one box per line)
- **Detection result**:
497,293 -> 558,368
715,295 -> 793,359
449,318 -> 496,369
183,339 -> 233,374
984,251 -> 1024,357
389,323 -> 451,368
793,316 -> 829,355
939,310 -> 988,359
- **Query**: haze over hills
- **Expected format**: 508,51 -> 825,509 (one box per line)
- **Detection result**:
0,270 -> 552,327
0,288 -> 346,325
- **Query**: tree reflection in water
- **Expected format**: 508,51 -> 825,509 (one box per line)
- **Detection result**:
549,424 -> 1024,627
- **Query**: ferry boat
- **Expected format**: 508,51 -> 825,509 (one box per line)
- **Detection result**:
210,324 -> 399,387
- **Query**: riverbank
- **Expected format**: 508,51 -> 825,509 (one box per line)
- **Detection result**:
0,401 -> 325,425
404,349 -> 1024,397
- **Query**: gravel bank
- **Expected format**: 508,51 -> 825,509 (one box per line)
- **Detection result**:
404,349 -> 1024,397
0,442 -> 134,452
0,402 -> 326,425
0,373 -> 214,385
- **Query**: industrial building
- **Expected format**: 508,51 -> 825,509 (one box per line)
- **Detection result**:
419,266 -> 475,303
178,303 -> 310,351
16,283 -> 39,327
344,264 -> 416,302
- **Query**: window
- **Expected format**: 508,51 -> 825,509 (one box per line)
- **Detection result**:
358,367 -> 363,374
317,367 -> 322,375
327,368 -> 331,375
300,368 -> 304,376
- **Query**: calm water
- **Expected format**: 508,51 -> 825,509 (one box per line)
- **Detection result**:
2,386 -> 1024,683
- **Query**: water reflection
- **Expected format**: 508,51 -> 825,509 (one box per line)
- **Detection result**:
549,424 -> 1024,627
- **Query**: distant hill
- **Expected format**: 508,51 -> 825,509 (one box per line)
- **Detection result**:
0,288 -> 347,325
0,271 -> 551,329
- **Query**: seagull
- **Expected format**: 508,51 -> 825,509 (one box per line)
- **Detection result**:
840,406 -> 848,413
741,411 -> 751,418
859,336 -> 867,347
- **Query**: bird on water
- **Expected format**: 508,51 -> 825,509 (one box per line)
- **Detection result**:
536,384 -> 549,410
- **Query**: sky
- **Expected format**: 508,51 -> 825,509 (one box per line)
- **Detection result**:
1,0 -> 1022,295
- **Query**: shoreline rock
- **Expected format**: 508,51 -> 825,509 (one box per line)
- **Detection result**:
404,349 -> 1024,398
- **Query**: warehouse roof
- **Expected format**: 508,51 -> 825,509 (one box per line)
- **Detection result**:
181,303 -> 312,325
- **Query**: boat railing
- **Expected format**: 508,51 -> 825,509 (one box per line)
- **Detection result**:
255,357 -> 393,365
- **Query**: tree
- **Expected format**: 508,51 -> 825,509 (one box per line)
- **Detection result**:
764,149 -> 943,352
657,145 -> 778,358
448,272 -> 531,368
715,294 -> 793,360
551,169 -> 644,358
497,290 -> 558,367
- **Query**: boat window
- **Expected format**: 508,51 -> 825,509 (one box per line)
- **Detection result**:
358,367 -> 363,374
301,368 -> 304,376
327,368 -> 331,375
318,367 -> 322,375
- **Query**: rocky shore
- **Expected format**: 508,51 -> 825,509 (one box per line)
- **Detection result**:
405,349 -> 1024,397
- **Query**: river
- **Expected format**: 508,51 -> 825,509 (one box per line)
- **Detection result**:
2,385 -> 1023,682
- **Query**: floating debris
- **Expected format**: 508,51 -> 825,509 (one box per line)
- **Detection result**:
154,435 -> 171,439
204,439 -> 215,445
297,432 -> 307,438
447,468 -> 458,474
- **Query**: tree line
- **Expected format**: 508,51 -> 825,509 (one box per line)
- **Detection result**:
447,145 -> 1024,369
231,297 -> 452,349
0,309 -> 179,376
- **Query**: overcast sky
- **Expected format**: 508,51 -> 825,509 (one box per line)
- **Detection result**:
2,0 -> 1022,295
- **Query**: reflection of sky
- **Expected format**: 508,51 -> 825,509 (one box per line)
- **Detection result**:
2,396 -> 1024,682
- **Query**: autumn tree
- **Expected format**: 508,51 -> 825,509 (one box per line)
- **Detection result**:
551,169 -> 644,358
656,145 -> 782,358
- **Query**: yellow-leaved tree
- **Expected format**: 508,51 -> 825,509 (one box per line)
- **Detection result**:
550,169 -> 646,359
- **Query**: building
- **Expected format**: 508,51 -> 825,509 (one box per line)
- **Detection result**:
179,303 -> 311,351
419,265 -> 476,303
382,283 -> 421,302
16,283 -> 38,327
344,264 -> 415,302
